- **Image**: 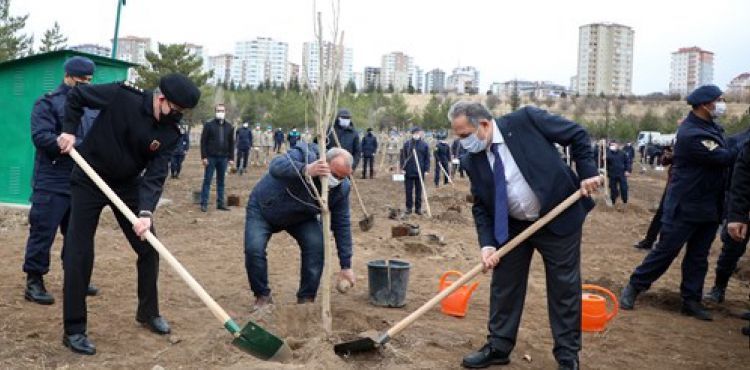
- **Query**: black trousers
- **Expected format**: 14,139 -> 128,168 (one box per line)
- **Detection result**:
362,155 -> 375,178
608,174 -> 628,203
713,220 -> 750,287
643,188 -> 666,244
63,168 -> 160,335
404,175 -> 423,212
236,149 -> 250,170
488,219 -> 581,364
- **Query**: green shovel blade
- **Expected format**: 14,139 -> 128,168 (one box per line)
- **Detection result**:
227,320 -> 292,362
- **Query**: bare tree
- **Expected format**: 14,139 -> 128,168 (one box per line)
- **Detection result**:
307,0 -> 345,336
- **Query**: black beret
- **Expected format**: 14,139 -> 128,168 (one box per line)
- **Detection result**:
686,84 -> 722,106
410,126 -> 423,134
337,108 -> 352,118
159,73 -> 201,109
64,56 -> 95,77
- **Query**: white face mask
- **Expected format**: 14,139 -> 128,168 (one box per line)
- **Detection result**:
711,102 -> 727,118
609,145 -> 617,151
216,112 -> 225,120
460,132 -> 489,153
412,134 -> 421,140
339,118 -> 351,127
327,175 -> 341,188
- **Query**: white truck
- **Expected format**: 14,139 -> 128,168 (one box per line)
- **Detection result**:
637,131 -> 676,149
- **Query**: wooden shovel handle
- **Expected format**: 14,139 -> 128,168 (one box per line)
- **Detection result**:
69,149 -> 233,327
386,190 -> 584,338
412,148 -> 432,217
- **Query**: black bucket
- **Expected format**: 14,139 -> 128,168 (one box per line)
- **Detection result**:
367,259 -> 411,308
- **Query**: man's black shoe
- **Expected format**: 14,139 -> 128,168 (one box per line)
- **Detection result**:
703,286 -> 725,303
136,315 -> 171,335
461,343 -> 510,368
217,205 -> 231,211
86,284 -> 99,297
415,210 -> 423,216
633,239 -> 653,250
404,209 -> 412,215
24,274 -> 54,305
558,359 -> 579,370
63,333 -> 96,355
620,283 -> 640,310
681,300 -> 712,321
742,325 -> 749,336
200,205 -> 208,212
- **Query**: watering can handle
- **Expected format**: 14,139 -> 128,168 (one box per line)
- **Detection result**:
582,284 -> 619,321
439,271 -> 463,289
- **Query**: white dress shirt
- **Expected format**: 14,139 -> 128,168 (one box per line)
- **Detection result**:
487,119 -> 541,221
482,121 -> 542,251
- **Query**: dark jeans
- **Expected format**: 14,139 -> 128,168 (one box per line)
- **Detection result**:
404,175 -> 423,212
64,169 -> 159,335
643,188 -> 667,244
170,153 -> 185,176
488,219 -> 582,364
236,149 -> 250,170
713,221 -> 750,287
629,220 -> 718,301
273,141 -> 283,153
435,160 -> 450,186
23,190 -> 70,275
608,175 -> 628,203
200,156 -> 228,207
362,155 -> 375,178
243,201 -> 324,300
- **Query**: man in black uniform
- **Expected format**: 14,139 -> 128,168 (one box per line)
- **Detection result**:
605,140 -> 632,207
23,56 -> 99,305
56,74 -> 200,355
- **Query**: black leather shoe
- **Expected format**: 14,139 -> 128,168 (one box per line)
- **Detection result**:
681,300 -> 712,321
24,274 -> 54,305
63,333 -> 96,355
137,315 -> 171,335
461,343 -> 510,368
633,239 -> 653,250
558,359 -> 579,370
742,325 -> 749,336
200,205 -> 208,212
217,205 -> 230,211
620,283 -> 640,310
703,286 -> 725,303
415,210 -> 423,215
404,209 -> 412,215
86,284 -> 99,297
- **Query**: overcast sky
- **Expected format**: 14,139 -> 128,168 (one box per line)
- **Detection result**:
11,0 -> 750,94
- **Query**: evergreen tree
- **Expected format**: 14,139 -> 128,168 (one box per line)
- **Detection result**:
0,0 -> 33,61
345,79 -> 357,94
135,43 -> 210,89
39,21 -> 67,52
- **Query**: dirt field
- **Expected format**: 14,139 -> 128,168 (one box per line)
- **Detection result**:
1,149 -> 748,369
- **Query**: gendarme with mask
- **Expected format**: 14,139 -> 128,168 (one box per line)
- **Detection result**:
324,108 -> 362,170
621,84 -> 742,321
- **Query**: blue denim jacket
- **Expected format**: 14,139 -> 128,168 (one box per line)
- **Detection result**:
249,142 -> 353,268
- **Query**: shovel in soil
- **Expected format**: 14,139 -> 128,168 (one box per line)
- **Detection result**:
334,190 -> 586,356
350,175 -> 375,231
69,149 -> 291,362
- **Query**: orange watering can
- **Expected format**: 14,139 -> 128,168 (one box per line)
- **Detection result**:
581,284 -> 618,332
438,271 -> 479,317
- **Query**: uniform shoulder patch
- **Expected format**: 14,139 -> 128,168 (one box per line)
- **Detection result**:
701,139 -> 718,151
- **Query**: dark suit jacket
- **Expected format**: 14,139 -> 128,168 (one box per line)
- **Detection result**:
461,106 -> 598,247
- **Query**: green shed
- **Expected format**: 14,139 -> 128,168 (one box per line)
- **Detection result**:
0,50 -> 134,207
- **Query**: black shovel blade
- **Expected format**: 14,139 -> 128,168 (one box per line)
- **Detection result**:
359,215 -> 375,232
334,336 -> 380,356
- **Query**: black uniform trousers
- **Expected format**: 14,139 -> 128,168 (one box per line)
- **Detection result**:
434,160 -> 450,186
404,175 -> 423,212
170,153 -> 185,177
642,188 -> 667,244
362,155 -> 375,178
22,190 -> 70,275
63,168 -> 159,335
608,174 -> 628,203
713,221 -> 749,287
236,149 -> 250,170
488,219 -> 581,364
629,219 -> 718,301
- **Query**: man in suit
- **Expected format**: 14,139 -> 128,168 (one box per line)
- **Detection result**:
399,127 -> 430,215
450,102 -> 600,370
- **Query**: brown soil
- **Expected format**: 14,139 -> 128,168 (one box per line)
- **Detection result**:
0,151 -> 748,369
